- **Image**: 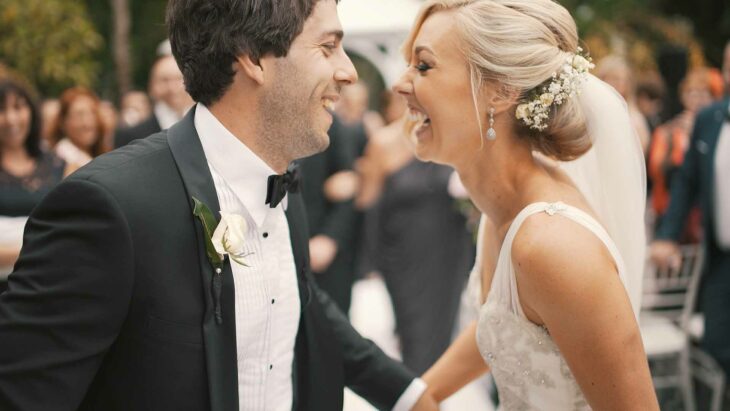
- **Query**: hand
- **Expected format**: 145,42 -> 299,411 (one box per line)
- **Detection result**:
309,235 -> 338,273
323,171 -> 360,202
649,240 -> 681,271
411,390 -> 439,411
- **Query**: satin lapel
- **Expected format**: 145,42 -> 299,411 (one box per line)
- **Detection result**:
285,191 -> 312,308
167,107 -> 238,411
285,191 -> 311,411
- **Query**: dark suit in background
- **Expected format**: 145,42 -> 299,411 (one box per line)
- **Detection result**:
656,98 -> 730,376
0,111 -> 414,411
113,114 -> 162,149
299,116 -> 366,314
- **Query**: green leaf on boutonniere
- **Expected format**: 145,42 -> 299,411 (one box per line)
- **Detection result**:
192,196 -> 223,270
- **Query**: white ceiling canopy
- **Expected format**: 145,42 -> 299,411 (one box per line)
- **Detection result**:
338,0 -> 423,36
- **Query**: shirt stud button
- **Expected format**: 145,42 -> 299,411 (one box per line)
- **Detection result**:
271,299 -> 275,304
263,232 -> 269,238
269,364 -> 273,370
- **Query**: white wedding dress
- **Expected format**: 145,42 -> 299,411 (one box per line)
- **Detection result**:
472,201 -> 635,411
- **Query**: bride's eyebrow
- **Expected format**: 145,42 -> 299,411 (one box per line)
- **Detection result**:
414,45 -> 435,56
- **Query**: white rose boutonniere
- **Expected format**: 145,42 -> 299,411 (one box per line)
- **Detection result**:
192,197 -> 252,325
211,212 -> 250,266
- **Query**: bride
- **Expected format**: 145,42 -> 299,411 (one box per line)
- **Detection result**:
393,0 -> 659,409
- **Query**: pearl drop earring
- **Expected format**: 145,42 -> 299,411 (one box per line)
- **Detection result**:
486,107 -> 497,140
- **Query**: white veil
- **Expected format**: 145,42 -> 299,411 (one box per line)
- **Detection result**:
560,74 -> 647,316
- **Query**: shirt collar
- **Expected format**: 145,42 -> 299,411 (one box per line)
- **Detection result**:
194,103 -> 286,226
155,102 -> 185,129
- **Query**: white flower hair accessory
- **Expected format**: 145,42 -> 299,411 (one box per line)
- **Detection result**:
515,48 -> 595,131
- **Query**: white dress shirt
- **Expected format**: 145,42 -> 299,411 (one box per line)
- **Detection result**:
195,103 -> 425,411
196,104 -> 299,411
714,105 -> 730,249
54,138 -> 92,167
155,102 -> 186,130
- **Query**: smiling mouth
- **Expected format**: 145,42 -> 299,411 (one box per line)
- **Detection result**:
407,107 -> 431,126
322,97 -> 337,114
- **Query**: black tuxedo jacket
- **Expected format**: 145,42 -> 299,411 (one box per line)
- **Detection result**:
0,109 -> 414,410
114,114 -> 162,149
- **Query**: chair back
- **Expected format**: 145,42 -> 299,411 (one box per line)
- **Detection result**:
641,244 -> 704,328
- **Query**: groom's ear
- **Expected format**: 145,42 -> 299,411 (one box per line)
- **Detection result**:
235,54 -> 265,86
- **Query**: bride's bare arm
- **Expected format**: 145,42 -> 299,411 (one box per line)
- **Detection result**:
422,321 -> 489,402
512,214 -> 658,411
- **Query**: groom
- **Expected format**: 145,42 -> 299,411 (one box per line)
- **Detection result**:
0,1 -> 436,410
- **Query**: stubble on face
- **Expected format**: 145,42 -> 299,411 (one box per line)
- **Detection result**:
258,58 -> 330,168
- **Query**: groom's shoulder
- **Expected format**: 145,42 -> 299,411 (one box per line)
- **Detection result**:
68,131 -> 174,187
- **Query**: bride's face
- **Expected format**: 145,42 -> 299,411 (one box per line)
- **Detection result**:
393,11 -> 484,165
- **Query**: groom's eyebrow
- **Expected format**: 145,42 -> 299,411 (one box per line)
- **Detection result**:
318,30 -> 344,41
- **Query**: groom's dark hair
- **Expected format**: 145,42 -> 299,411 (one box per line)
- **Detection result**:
166,0 -> 339,106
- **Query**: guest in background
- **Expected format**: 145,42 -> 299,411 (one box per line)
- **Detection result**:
636,72 -> 666,134
596,55 -> 652,154
357,92 -> 474,374
49,87 -> 109,167
0,76 -> 72,292
119,90 -> 151,128
299,115 -> 362,313
651,39 -> 730,384
114,54 -> 193,148
649,68 -> 722,240
337,81 -> 369,127
40,98 -> 60,144
99,100 -> 119,149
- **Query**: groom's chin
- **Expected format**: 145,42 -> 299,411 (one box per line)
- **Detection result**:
297,133 -> 330,159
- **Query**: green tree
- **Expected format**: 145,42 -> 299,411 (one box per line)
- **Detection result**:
85,0 -> 167,102
0,0 -> 103,96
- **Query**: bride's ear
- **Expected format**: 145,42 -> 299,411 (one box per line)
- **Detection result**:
484,83 -> 520,115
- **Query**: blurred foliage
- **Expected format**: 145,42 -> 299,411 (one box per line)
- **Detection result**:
0,0 -> 102,97
1,0 -> 727,101
563,0 -> 728,72
85,0 -> 168,102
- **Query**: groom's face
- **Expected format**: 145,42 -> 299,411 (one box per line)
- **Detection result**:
259,0 -> 357,160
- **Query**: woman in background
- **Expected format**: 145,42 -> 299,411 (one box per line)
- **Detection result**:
357,90 -> 475,375
0,76 -> 72,292
49,87 -> 109,167
648,68 -> 723,240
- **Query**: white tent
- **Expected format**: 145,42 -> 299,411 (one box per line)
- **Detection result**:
338,0 -> 424,87
339,0 -> 423,35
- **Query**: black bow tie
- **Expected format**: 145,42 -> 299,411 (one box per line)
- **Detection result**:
265,163 -> 300,208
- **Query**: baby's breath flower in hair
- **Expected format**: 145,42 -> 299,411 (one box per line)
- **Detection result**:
515,48 -> 594,131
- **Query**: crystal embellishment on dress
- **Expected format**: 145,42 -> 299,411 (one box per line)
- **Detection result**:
545,202 -> 567,216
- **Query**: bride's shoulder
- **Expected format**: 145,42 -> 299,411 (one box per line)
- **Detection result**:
510,212 -> 617,290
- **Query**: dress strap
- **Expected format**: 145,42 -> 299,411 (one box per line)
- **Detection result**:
489,201 -> 627,319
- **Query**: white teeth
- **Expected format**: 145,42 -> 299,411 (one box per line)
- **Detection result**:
407,109 -> 428,123
323,99 -> 335,112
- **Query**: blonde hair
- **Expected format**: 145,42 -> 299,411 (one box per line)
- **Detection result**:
402,0 -> 591,160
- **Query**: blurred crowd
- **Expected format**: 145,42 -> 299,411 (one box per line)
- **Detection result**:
2,36 -> 730,405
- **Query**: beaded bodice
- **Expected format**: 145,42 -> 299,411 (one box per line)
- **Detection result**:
473,202 -> 629,410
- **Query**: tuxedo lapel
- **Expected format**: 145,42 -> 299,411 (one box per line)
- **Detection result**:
286,192 -> 345,410
167,107 -> 238,411
285,191 -> 312,308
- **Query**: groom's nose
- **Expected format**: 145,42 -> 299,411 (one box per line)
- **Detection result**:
334,53 -> 358,87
